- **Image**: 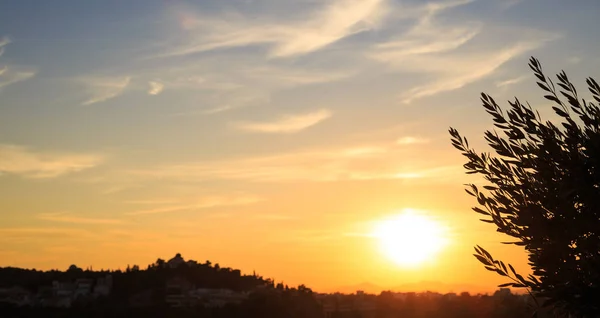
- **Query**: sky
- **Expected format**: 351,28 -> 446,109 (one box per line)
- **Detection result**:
0,0 -> 599,293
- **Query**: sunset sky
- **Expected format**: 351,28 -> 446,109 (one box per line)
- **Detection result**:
0,0 -> 599,293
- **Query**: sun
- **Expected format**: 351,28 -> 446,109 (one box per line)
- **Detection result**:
372,209 -> 448,267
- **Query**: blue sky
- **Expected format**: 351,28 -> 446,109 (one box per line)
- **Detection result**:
0,0 -> 599,290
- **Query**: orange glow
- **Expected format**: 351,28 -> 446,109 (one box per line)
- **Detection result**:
372,209 -> 449,267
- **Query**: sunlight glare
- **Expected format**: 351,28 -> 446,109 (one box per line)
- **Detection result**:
373,209 -> 448,267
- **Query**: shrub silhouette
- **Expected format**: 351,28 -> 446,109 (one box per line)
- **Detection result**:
449,57 -> 600,318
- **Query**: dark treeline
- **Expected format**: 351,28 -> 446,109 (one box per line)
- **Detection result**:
0,288 -> 547,318
0,259 -> 267,293
0,255 -> 546,318
0,289 -> 321,318
0,255 -> 323,318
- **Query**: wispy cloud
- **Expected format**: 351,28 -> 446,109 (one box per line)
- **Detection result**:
167,91 -> 271,117
242,66 -> 354,87
137,28 -> 356,117
0,37 -> 36,89
0,145 -> 104,178
161,63 -> 353,115
373,1 -> 481,58
159,0 -> 387,58
233,109 -> 332,133
400,43 -> 546,103
204,91 -> 270,114
123,199 -> 179,205
101,184 -> 140,195
153,74 -> 242,92
255,214 -> 298,221
496,75 -> 528,88
135,66 -> 274,115
498,0 -> 524,10
80,76 -> 131,105
0,227 -> 95,241
37,213 -> 124,225
126,195 -> 262,215
0,68 -> 36,89
0,36 -> 9,52
369,0 -> 557,103
396,136 -> 429,145
126,142 -> 463,183
148,81 -> 164,95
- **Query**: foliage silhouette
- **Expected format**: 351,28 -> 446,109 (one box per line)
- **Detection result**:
450,57 -> 600,318
0,254 -> 549,317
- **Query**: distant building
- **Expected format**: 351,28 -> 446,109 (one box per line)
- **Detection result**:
94,275 -> 113,297
0,287 -> 32,307
74,278 -> 94,298
493,288 -> 512,299
168,253 -> 186,268
52,281 -> 75,298
165,276 -> 195,307
49,281 -> 76,308
422,291 -> 443,300
192,288 -> 249,308
445,292 -> 458,299
318,293 -> 377,318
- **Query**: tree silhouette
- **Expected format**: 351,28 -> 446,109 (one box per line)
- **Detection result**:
450,57 -> 600,318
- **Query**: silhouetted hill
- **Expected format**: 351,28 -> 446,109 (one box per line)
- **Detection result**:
0,254 -> 548,318
0,254 -> 328,317
0,255 -> 269,293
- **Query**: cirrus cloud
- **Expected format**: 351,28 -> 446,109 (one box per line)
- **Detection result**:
125,141 -> 463,184
396,136 -> 429,145
125,195 -> 262,215
233,109 -> 332,133
0,145 -> 104,178
158,0 -> 388,58
37,213 -> 124,225
369,0 -> 558,103
0,37 -> 36,90
148,81 -> 165,95
80,76 -> 131,106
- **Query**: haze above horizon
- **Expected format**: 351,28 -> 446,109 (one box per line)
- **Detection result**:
0,0 -> 598,293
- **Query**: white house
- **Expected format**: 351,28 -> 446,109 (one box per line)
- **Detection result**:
74,278 -> 94,298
